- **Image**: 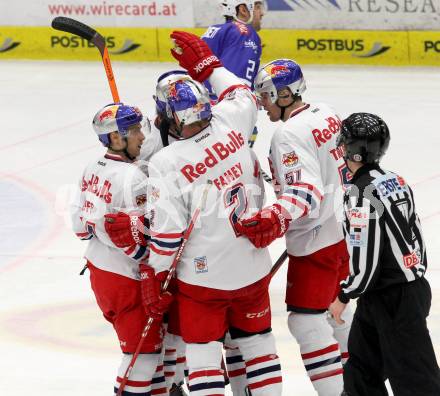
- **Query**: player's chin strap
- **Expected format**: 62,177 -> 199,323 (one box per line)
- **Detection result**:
109,137 -> 136,162
276,93 -> 299,121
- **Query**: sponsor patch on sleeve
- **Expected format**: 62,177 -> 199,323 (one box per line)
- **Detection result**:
348,207 -> 369,228
403,248 -> 421,268
349,229 -> 367,247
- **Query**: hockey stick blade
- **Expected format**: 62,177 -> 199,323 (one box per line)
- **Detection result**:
51,17 -> 96,41
51,16 -> 120,102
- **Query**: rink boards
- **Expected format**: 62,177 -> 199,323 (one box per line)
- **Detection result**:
1,26 -> 440,66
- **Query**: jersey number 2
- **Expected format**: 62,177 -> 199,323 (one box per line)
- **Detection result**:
224,183 -> 248,236
246,60 -> 256,82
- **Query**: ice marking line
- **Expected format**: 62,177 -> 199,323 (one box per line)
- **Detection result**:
0,173 -> 63,274
0,118 -> 88,152
2,144 -> 96,177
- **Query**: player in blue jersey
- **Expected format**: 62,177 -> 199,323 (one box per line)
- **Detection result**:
203,1 -> 264,150
202,1 -> 264,90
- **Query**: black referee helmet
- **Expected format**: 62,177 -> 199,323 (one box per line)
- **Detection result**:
337,113 -> 390,164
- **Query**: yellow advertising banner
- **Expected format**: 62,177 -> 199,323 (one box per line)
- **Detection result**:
259,30 -> 409,66
1,26 -> 439,66
0,26 -> 157,61
409,31 -> 440,66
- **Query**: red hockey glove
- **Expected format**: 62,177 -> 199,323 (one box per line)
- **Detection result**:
170,31 -> 222,82
104,212 -> 147,248
139,264 -> 174,319
235,204 -> 291,248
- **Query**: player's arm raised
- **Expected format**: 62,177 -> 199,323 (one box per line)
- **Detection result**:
170,31 -> 258,135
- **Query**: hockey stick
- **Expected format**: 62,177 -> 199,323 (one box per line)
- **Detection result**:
116,181 -> 213,396
270,249 -> 288,279
51,17 -> 120,103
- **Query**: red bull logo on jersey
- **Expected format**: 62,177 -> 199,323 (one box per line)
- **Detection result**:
312,116 -> 342,148
180,131 -> 245,184
81,174 -> 112,203
282,151 -> 299,168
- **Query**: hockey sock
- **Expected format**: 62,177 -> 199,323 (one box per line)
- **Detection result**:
186,341 -> 225,395
288,312 -> 343,396
175,336 -> 187,386
225,344 -> 248,395
164,347 -> 177,389
152,360 -> 168,395
327,304 -> 353,365
235,333 -> 282,396
114,353 -> 160,395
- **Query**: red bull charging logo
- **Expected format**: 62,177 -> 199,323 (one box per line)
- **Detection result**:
264,63 -> 289,78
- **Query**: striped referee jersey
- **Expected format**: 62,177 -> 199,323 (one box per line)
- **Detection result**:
340,163 -> 427,301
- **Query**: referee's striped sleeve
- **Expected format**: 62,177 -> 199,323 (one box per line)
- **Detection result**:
341,196 -> 384,298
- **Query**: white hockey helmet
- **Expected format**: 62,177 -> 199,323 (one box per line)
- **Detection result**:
154,69 -> 190,120
221,0 -> 255,18
165,78 -> 212,130
255,59 -> 306,104
92,103 -> 150,147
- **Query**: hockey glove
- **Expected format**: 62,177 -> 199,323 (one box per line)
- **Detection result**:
235,204 -> 291,248
104,212 -> 147,248
139,264 -> 174,319
170,31 -> 222,82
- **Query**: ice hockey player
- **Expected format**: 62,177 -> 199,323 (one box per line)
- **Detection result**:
145,31 -> 283,396
202,0 -> 264,91
330,113 -> 440,396
70,103 -> 170,396
236,59 -> 353,396
202,0 -> 264,149
152,70 -> 191,396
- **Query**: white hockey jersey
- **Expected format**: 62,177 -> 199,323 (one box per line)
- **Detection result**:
147,68 -> 271,291
71,153 -> 149,279
269,103 -> 347,257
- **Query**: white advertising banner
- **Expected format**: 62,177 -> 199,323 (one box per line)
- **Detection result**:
1,0 -> 194,27
194,0 -> 440,30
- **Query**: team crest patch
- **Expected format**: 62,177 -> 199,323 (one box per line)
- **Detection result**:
148,186 -> 160,203
136,194 -> 147,207
194,256 -> 208,274
282,151 -> 299,168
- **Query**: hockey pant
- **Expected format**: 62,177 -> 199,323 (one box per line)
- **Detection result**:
186,333 -> 282,395
344,277 -> 440,396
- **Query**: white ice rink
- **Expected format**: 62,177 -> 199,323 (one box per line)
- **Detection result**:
1,60 -> 439,395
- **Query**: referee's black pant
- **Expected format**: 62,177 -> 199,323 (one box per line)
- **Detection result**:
344,277 -> 440,396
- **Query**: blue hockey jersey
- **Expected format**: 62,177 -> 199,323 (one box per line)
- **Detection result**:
202,20 -> 262,89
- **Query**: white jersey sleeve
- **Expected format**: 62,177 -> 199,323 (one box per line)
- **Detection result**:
209,67 -> 258,142
70,154 -> 149,278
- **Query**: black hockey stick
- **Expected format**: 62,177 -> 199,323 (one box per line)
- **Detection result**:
51,16 -> 120,102
270,249 -> 288,278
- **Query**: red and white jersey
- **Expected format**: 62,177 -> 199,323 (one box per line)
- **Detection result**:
269,102 -> 347,256
71,153 -> 149,279
147,68 -> 271,290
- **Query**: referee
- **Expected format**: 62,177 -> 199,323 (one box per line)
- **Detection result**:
329,113 -> 440,396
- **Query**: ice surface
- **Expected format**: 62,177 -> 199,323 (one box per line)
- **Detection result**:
1,61 -> 439,395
